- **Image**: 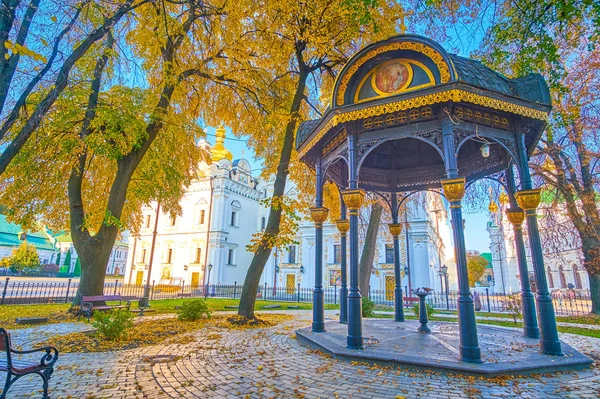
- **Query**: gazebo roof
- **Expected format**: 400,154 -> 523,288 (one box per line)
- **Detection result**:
296,34 -> 551,156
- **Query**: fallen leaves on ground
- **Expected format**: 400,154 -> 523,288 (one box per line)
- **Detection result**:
0,303 -> 71,329
218,313 -> 293,329
36,313 -> 292,353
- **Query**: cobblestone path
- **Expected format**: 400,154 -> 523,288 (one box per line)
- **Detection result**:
6,312 -> 600,399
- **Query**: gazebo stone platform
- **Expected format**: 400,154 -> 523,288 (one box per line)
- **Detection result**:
296,320 -> 592,376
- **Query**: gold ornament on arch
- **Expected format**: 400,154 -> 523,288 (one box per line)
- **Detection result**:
341,189 -> 365,211
310,207 -> 329,225
515,189 -> 541,211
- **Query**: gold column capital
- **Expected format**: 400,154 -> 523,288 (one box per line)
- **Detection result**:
506,208 -> 525,225
342,189 -> 365,213
441,177 -> 466,204
515,189 -> 541,211
388,223 -> 402,237
336,219 -> 350,235
310,207 -> 329,226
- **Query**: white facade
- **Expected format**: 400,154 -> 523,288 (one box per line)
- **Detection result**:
124,132 -> 454,298
54,237 -> 129,276
487,201 -> 590,293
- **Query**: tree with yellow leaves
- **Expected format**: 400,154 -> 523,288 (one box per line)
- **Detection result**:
203,0 -> 402,319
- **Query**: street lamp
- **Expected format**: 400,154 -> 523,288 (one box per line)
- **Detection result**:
439,264 -> 449,310
205,263 -> 213,299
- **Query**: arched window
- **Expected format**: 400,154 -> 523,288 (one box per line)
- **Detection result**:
547,266 -> 554,288
230,200 -> 241,227
558,265 -> 567,288
573,264 -> 583,289
261,216 -> 266,231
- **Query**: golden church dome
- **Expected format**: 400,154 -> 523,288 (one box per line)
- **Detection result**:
211,123 -> 233,162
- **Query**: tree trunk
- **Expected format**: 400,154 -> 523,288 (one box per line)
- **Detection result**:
73,229 -> 118,296
581,239 -> 600,315
237,68 -> 308,320
358,203 -> 383,298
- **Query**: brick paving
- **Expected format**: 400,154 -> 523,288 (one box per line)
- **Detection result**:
5,311 -> 600,399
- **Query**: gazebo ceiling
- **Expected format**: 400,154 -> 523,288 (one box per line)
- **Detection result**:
297,34 -> 552,193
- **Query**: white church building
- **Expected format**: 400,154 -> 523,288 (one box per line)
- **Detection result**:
123,125 -> 455,298
487,196 -> 590,294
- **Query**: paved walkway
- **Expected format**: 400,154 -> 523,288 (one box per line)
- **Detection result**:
5,311 -> 600,399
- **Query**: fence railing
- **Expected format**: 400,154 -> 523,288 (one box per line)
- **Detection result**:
0,277 -> 594,316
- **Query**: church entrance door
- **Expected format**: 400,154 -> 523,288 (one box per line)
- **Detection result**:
135,271 -> 144,286
286,273 -> 296,294
191,272 -> 200,288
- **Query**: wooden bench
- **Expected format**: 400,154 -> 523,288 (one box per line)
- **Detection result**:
0,328 -> 58,399
80,294 -> 131,319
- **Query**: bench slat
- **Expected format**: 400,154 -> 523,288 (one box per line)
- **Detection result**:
82,295 -> 123,302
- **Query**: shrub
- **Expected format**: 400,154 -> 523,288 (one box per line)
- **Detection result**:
41,264 -> 59,275
21,265 -> 42,276
92,309 -> 135,340
412,302 -> 435,319
503,294 -> 522,325
178,299 -> 211,321
362,297 -> 375,317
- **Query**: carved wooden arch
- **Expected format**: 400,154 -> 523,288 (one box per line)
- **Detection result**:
455,132 -> 521,180
356,132 -> 445,173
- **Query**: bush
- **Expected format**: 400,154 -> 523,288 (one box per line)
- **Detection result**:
41,264 -> 59,275
362,297 -> 375,317
92,309 -> 135,340
412,302 -> 435,319
20,265 -> 42,276
178,299 -> 211,321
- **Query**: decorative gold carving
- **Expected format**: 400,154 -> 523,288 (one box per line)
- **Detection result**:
380,263 -> 394,269
310,207 -> 329,225
322,129 -> 347,157
298,89 -> 548,159
515,189 -> 541,211
342,189 -> 365,211
499,192 -> 509,204
336,41 -> 452,106
455,106 -> 510,130
488,201 -> 498,214
388,223 -> 402,237
506,208 -> 525,225
441,177 -> 466,203
363,106 -> 432,130
336,219 -> 350,234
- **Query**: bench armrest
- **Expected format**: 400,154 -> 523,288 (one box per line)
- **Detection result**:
12,346 -> 59,367
125,300 -> 131,310
81,301 -> 93,309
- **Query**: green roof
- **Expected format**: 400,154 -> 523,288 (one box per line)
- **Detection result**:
0,215 -> 56,251
480,252 -> 493,268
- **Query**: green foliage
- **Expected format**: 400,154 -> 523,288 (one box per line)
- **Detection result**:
178,299 -> 211,321
466,250 -> 488,287
63,249 -> 71,269
1,241 -> 40,273
412,302 -> 435,319
362,297 -> 375,317
92,309 -> 135,340
73,257 -> 81,277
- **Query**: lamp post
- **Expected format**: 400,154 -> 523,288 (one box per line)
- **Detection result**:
403,265 -> 410,296
439,264 -> 449,310
204,263 -> 213,299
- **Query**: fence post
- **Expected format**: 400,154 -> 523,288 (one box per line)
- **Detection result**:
0,278 -> 9,305
297,283 -> 300,302
114,279 -> 118,295
264,282 -> 267,301
485,288 -> 491,313
65,278 -> 72,303
181,280 -> 185,297
233,281 -> 237,299
334,284 -> 337,305
151,280 -> 155,300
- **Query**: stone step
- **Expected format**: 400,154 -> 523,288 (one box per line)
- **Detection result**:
15,317 -> 49,325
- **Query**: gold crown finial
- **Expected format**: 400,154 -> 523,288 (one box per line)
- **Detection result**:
395,5 -> 414,34
211,123 -> 232,162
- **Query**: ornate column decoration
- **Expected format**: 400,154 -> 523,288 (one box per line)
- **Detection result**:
336,215 -> 350,324
441,177 -> 482,363
515,125 -> 562,356
342,187 -> 365,349
388,221 -> 405,322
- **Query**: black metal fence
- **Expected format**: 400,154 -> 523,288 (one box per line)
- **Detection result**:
0,277 -> 594,316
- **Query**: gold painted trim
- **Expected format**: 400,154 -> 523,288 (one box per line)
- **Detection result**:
441,177 -> 466,203
298,89 -> 548,159
336,41 -> 451,106
515,189 -> 541,211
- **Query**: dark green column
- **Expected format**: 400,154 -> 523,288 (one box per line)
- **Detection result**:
506,167 -> 539,339
311,158 -> 328,333
390,193 -> 404,322
343,133 -> 364,349
515,131 -> 562,355
336,201 -> 349,324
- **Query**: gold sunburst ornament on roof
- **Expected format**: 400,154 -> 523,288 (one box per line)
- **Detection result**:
395,5 -> 414,35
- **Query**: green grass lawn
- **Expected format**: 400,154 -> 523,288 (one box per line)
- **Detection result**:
148,298 -> 340,313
